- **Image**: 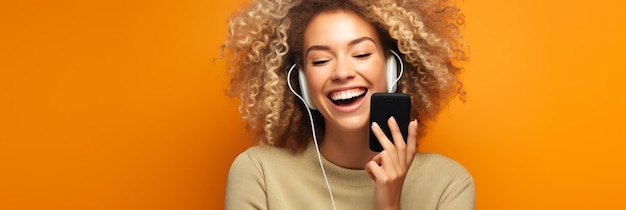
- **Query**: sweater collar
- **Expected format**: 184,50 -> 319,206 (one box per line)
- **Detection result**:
303,141 -> 374,187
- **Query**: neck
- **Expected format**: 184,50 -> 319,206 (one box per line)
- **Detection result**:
319,122 -> 378,169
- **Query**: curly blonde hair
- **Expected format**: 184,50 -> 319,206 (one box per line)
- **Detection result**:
222,0 -> 467,152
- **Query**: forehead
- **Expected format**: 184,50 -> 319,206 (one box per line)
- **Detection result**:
303,10 -> 380,47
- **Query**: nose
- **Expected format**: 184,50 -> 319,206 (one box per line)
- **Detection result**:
330,58 -> 356,81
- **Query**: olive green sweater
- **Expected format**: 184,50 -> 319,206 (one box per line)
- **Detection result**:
225,144 -> 475,210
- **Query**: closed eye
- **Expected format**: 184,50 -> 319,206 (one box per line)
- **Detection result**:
312,60 -> 330,66
354,53 -> 372,59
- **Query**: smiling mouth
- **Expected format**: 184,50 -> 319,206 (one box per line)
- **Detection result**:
329,88 -> 367,106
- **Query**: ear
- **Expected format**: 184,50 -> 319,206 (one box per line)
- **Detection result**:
386,54 -> 398,93
298,67 -> 317,110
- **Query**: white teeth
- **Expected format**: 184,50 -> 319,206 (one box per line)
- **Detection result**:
330,88 -> 366,101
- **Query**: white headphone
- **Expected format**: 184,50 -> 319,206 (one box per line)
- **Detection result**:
297,50 -> 403,110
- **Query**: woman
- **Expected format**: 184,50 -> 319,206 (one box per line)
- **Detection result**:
222,0 -> 474,209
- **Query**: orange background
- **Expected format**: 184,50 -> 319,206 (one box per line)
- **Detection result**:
1,0 -> 625,209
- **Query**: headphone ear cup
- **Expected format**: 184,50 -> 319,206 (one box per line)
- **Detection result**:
298,67 -> 317,110
386,55 -> 398,93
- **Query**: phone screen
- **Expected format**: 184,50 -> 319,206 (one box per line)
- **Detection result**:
369,93 -> 411,152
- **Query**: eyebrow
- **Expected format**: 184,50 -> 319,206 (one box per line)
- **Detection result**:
305,36 -> 377,57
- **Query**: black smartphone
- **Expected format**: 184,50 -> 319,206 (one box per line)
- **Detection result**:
369,93 -> 411,152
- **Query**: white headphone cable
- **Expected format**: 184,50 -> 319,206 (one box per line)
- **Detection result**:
389,50 -> 404,91
287,64 -> 337,210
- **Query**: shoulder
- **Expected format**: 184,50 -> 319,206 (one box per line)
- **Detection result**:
229,145 -> 301,174
227,145 -> 297,186
233,145 -> 296,162
413,153 -> 471,176
407,152 -> 473,188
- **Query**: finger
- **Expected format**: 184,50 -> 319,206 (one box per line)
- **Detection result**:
388,117 -> 407,170
365,160 -> 387,181
371,153 -> 383,167
379,150 -> 401,178
371,122 -> 395,152
388,117 -> 407,150
406,120 -> 418,165
364,163 -> 376,180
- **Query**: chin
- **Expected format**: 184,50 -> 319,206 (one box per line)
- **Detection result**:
332,116 -> 369,132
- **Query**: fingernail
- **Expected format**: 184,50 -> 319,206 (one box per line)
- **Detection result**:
372,122 -> 379,129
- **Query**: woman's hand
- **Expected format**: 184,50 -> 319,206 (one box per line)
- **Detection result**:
365,117 -> 418,210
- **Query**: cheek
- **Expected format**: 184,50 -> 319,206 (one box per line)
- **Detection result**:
305,71 -> 327,95
357,61 -> 387,90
